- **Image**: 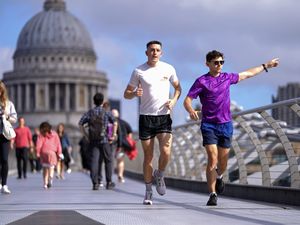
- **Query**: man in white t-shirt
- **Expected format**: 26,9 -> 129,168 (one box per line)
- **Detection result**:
124,40 -> 181,205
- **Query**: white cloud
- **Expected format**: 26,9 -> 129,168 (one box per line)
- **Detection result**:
1,0 -> 300,128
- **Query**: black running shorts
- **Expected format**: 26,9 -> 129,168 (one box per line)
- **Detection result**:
139,114 -> 172,140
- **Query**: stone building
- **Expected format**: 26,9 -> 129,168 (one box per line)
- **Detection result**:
272,82 -> 300,127
2,0 -> 108,129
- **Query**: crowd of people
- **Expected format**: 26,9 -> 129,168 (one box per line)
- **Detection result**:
0,80 -> 135,193
0,40 -> 279,207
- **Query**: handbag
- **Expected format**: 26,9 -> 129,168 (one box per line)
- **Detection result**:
124,136 -> 138,160
2,116 -> 16,140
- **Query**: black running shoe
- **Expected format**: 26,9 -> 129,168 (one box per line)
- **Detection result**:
106,182 -> 115,190
206,193 -> 217,206
215,177 -> 225,194
93,183 -> 99,190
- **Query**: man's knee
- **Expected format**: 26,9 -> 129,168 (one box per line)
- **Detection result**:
207,157 -> 218,171
160,149 -> 171,159
144,154 -> 153,164
217,159 -> 228,171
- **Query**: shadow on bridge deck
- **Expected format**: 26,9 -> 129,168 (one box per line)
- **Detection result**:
0,172 -> 299,225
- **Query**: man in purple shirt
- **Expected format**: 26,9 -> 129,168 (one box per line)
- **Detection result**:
183,50 -> 279,206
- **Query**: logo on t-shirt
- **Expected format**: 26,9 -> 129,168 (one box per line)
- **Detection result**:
160,76 -> 168,81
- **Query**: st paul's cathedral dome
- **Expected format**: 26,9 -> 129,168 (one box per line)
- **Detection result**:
3,0 -> 108,129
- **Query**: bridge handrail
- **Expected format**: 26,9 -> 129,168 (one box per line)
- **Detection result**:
126,97 -> 300,189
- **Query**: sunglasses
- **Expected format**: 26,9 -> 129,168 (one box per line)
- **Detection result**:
212,60 -> 225,66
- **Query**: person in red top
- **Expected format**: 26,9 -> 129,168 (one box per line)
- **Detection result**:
11,117 -> 33,179
36,122 -> 62,189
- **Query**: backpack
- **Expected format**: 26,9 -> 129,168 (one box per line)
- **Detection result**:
88,110 -> 106,142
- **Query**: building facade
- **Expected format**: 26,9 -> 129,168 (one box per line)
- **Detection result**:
2,0 -> 108,128
272,82 -> 300,127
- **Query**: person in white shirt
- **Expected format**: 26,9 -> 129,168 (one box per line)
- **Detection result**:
124,40 -> 181,205
0,80 -> 17,194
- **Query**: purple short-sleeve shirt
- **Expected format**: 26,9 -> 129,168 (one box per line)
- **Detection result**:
187,72 -> 239,123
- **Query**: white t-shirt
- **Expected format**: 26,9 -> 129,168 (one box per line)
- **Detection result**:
128,61 -> 178,115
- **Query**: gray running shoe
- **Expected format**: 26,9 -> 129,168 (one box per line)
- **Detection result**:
143,190 -> 153,205
153,169 -> 166,196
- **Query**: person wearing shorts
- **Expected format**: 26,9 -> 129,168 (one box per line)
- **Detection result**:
184,50 -> 279,206
124,40 -> 181,205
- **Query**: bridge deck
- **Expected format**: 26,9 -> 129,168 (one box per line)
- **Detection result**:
0,172 -> 299,225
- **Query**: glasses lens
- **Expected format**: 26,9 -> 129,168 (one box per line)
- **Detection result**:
213,60 -> 224,65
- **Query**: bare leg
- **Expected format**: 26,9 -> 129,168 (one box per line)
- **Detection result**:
60,161 -> 64,178
49,166 -> 54,180
156,133 -> 172,171
117,156 -> 125,179
205,144 -> 218,193
141,138 -> 155,183
216,146 -> 230,176
43,167 -> 49,187
56,161 -> 61,178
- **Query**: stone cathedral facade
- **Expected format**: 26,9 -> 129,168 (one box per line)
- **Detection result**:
2,0 -> 108,129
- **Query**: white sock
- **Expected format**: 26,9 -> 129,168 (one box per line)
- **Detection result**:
156,170 -> 164,177
217,174 -> 223,179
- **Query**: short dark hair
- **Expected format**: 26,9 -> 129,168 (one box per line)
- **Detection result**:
146,40 -> 162,49
40,121 -> 52,134
93,92 -> 104,106
206,50 -> 224,62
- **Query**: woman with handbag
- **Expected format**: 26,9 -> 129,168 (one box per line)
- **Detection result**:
0,81 -> 17,194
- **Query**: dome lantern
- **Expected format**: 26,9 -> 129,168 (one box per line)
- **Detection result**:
44,0 -> 66,11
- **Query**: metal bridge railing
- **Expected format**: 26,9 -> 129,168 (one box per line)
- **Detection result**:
126,97 -> 300,189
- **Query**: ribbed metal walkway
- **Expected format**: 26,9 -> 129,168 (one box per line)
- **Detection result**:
0,172 -> 299,225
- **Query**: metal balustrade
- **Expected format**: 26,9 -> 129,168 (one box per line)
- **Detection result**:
126,97 -> 300,189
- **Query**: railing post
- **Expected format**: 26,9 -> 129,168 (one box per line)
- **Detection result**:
235,116 -> 271,186
259,110 -> 300,188
231,138 -> 248,184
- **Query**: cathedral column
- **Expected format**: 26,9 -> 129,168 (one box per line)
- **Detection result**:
75,83 -> 79,111
55,83 -> 59,111
35,83 -> 39,111
45,83 -> 49,111
8,85 -> 15,107
91,85 -> 97,107
65,83 -> 70,111
17,84 -> 22,112
84,85 -> 88,109
25,83 -> 30,112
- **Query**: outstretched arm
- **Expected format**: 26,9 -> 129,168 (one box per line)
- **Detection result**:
238,58 -> 279,82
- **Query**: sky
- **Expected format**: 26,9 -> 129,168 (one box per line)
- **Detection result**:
0,0 -> 299,130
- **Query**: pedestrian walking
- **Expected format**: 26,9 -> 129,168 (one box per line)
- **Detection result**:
78,93 -> 117,190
